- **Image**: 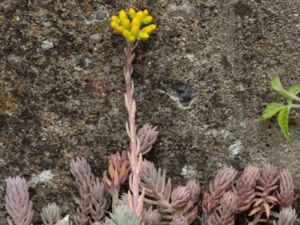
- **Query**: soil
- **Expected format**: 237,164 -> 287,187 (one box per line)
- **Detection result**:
0,0 -> 300,224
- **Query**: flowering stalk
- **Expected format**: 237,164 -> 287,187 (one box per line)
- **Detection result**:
123,41 -> 145,219
111,8 -> 157,220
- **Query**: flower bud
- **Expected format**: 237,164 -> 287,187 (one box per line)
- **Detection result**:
129,8 -> 136,19
121,18 -> 131,29
122,30 -> 131,39
143,16 -> 153,25
143,9 -> 149,16
116,26 -> 124,33
119,10 -> 127,20
136,11 -> 144,20
128,35 -> 136,43
130,17 -> 141,36
138,32 -> 149,40
111,15 -> 120,24
111,21 -> 118,29
142,24 -> 157,34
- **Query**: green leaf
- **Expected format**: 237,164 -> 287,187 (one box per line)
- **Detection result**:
277,107 -> 290,140
271,74 -> 284,92
260,102 -> 286,122
271,74 -> 297,100
287,83 -> 300,104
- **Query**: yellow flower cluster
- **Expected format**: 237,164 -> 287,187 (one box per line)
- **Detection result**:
111,8 -> 157,43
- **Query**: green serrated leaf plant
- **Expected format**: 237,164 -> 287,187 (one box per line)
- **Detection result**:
260,74 -> 300,140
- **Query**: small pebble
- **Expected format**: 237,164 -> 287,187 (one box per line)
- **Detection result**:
74,53 -> 94,70
228,141 -> 243,158
87,7 -> 109,23
42,21 -> 52,28
89,34 -> 101,43
41,40 -> 54,50
30,170 -> 53,185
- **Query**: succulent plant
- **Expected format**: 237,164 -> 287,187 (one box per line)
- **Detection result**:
108,205 -> 140,225
70,157 -> 109,225
142,208 -> 161,225
207,191 -> 238,225
202,166 -> 237,215
277,169 -> 296,208
41,203 -> 61,225
169,215 -> 189,225
3,8 -> 300,225
5,176 -> 34,225
275,207 -> 297,225
235,165 -> 260,212
137,124 -> 159,155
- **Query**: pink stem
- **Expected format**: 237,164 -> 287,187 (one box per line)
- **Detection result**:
123,42 -> 142,216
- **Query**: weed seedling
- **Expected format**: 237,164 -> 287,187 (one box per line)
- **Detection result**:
261,74 -> 300,140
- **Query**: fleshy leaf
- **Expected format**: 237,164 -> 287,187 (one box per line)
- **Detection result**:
109,205 -> 140,225
287,83 -> 300,104
260,103 -> 286,122
277,107 -> 289,140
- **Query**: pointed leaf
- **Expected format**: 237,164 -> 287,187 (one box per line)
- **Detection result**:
163,178 -> 172,201
55,215 -> 70,225
253,198 -> 263,207
287,83 -> 300,104
265,195 -> 278,203
277,107 -> 289,140
161,170 -> 166,194
271,74 -> 291,98
288,83 -> 300,96
103,171 -> 112,187
263,203 -> 271,218
109,161 -> 115,178
113,169 -> 119,186
260,103 -> 286,122
249,206 -> 261,216
271,74 -> 284,92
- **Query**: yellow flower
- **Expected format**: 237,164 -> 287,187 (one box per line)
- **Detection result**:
111,22 -> 124,33
111,15 -> 120,24
111,8 -> 157,42
138,32 -> 149,40
143,10 -> 149,16
130,17 -> 141,36
121,18 -> 131,29
128,35 -> 136,43
119,10 -> 127,20
143,16 -> 153,25
136,11 -> 144,20
116,26 -> 125,34
142,24 -> 157,34
122,30 -> 131,39
129,8 -> 136,19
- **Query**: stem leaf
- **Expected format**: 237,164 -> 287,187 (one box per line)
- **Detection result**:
287,83 -> 300,104
271,74 -> 290,99
277,107 -> 289,140
260,103 -> 286,122
271,74 -> 284,92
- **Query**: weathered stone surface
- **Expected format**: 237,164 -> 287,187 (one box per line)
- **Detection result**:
0,0 -> 300,223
